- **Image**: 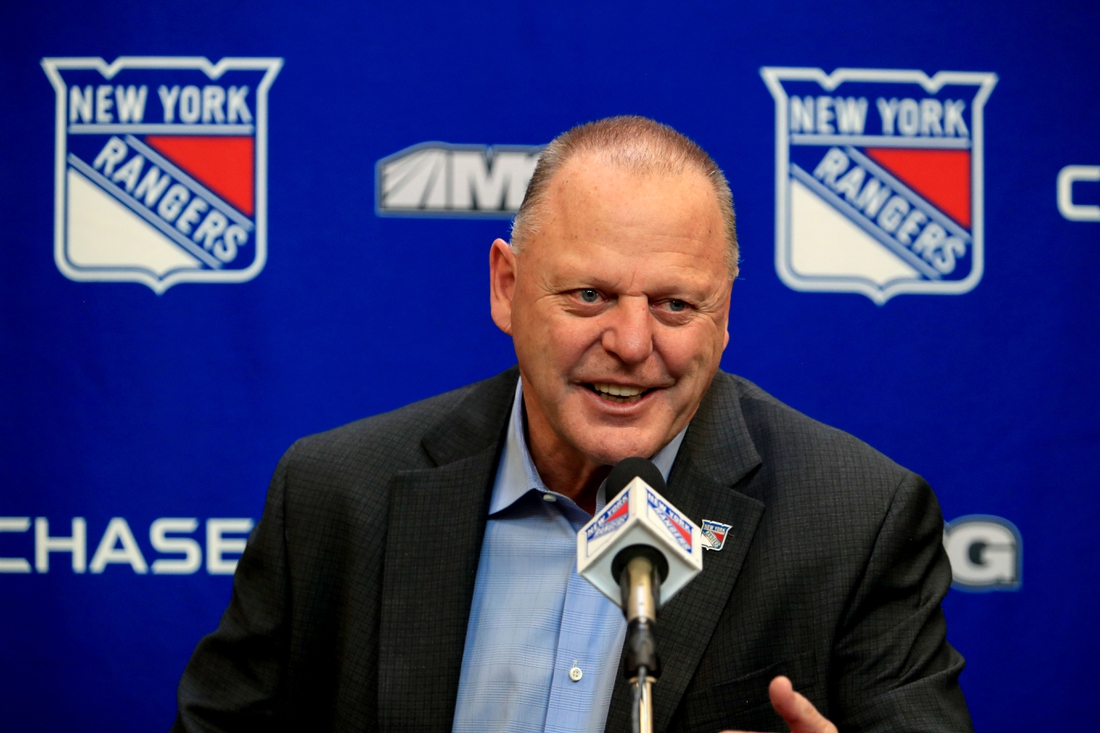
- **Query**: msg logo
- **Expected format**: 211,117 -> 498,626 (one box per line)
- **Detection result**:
376,142 -> 542,218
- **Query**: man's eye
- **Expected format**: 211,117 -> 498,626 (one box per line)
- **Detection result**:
668,300 -> 687,312
579,289 -> 600,303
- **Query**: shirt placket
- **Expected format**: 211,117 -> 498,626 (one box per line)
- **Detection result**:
543,560 -> 626,733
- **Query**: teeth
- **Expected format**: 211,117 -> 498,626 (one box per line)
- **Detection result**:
591,383 -> 645,402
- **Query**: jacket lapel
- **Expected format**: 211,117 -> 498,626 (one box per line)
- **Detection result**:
606,373 -> 766,733
377,369 -> 518,732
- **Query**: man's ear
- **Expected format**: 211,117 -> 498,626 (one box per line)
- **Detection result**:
721,280 -> 732,351
489,238 -> 517,335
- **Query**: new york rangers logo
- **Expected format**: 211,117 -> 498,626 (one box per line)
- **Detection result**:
586,492 -> 630,542
761,68 -> 997,304
42,57 -> 282,293
648,490 -> 693,554
701,519 -> 731,552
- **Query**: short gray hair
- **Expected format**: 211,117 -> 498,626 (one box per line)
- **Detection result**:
511,116 -> 739,278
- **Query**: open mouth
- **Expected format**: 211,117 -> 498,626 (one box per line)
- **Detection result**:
584,382 -> 652,404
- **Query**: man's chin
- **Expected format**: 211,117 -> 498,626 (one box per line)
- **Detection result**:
572,430 -> 669,468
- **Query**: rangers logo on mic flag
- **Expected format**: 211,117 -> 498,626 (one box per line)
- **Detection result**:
761,67 -> 997,304
578,476 -> 702,606
586,492 -> 630,542
648,489 -> 694,553
41,57 -> 282,293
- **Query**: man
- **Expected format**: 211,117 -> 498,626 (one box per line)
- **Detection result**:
174,117 -> 971,733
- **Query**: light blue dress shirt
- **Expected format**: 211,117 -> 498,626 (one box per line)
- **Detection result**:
452,380 -> 686,733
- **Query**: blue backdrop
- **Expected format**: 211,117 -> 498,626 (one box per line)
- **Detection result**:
2,1 -> 1097,730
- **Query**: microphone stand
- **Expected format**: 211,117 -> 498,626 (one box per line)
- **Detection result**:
618,550 -> 664,733
631,666 -> 654,733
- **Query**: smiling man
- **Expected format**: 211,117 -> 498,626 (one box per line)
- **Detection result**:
174,117 -> 972,733
489,127 -> 734,513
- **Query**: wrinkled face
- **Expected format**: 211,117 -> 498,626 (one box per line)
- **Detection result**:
490,153 -> 732,468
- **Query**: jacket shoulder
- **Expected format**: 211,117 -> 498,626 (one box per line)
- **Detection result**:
277,366 -> 517,490
267,369 -> 515,553
719,372 -> 912,502
288,383 -> 475,472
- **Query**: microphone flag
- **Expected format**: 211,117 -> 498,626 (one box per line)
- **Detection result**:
577,471 -> 703,607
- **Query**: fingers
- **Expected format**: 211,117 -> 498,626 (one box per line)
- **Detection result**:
768,676 -> 837,733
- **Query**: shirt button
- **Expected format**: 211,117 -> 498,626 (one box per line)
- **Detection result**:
569,664 -> 583,682
543,494 -> 557,502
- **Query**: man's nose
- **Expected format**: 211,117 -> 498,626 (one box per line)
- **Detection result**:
601,296 -> 654,364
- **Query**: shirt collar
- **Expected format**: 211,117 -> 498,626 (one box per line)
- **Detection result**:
489,378 -> 688,516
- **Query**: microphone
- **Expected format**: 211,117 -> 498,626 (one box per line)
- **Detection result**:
577,456 -> 703,732
578,457 -> 703,616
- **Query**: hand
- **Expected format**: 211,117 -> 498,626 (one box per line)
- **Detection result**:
721,675 -> 837,733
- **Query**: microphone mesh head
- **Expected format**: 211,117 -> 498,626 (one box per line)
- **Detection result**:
606,457 -> 666,496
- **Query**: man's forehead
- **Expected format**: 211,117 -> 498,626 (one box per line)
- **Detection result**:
548,151 -> 711,200
540,153 -> 724,245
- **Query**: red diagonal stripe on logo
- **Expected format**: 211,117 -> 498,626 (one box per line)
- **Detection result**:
606,501 -> 629,523
864,148 -> 971,229
145,136 -> 255,217
674,520 -> 691,547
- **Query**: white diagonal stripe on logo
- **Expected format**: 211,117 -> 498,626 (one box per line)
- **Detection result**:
67,154 -> 222,269
790,164 -> 942,280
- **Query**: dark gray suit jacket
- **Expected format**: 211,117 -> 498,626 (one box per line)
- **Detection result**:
174,367 -> 971,732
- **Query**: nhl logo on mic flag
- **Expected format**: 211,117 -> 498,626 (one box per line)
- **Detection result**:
761,67 -> 997,304
41,56 -> 282,293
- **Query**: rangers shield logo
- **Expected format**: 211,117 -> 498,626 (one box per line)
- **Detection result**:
701,519 -> 731,552
761,68 -> 997,304
41,57 -> 282,293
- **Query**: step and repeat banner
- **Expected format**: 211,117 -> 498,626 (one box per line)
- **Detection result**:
1,1 -> 1097,730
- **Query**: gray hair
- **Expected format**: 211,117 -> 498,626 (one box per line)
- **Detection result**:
510,116 -> 739,278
